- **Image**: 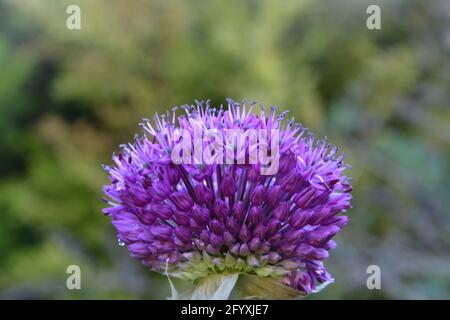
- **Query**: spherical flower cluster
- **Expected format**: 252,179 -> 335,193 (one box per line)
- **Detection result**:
102,99 -> 352,297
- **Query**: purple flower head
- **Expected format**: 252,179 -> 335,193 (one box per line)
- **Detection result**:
102,99 -> 352,297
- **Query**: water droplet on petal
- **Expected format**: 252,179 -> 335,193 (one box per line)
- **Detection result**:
118,239 -> 126,247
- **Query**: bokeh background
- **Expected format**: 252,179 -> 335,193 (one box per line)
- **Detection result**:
0,0 -> 449,299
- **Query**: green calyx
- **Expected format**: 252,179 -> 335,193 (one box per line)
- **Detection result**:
165,251 -> 307,300
169,251 -> 289,281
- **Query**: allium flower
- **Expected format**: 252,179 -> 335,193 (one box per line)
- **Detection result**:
102,99 -> 352,299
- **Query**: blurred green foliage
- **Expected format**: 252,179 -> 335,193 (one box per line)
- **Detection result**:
0,0 -> 449,299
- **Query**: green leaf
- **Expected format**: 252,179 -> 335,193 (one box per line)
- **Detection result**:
237,274 -> 305,300
168,273 -> 239,300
